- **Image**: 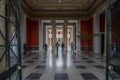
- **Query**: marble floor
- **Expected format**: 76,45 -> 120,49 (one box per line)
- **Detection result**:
22,47 -> 106,80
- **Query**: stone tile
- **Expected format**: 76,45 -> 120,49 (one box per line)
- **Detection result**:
75,65 -> 86,69
56,65 -> 66,70
26,73 -> 42,79
94,65 -> 105,69
82,58 -> 88,59
22,65 -> 28,68
32,57 -> 38,59
41,61 -> 47,63
22,57 -> 24,59
72,60 -> 80,63
54,73 -> 69,80
101,60 -> 106,62
35,65 -> 46,69
111,73 -> 120,79
81,73 -> 99,80
87,60 -> 95,63
95,58 -> 101,59
25,60 -> 34,63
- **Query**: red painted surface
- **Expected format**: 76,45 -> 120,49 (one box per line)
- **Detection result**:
80,18 -> 93,46
111,10 -> 120,45
58,31 -> 61,34
100,15 -> 105,32
26,17 -> 39,46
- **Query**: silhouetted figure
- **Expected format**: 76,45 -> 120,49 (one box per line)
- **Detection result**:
43,43 -> 48,52
23,43 -> 27,55
111,42 -> 119,59
55,42 -> 59,55
61,42 -> 65,53
71,42 -> 74,53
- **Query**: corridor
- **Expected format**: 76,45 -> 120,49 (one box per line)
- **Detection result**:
22,47 -> 106,80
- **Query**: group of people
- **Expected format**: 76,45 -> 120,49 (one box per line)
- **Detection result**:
42,41 -> 75,55
55,41 -> 75,55
55,41 -> 65,54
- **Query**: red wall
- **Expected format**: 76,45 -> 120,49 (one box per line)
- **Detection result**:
80,18 -> 93,46
26,17 -> 39,46
100,15 -> 105,32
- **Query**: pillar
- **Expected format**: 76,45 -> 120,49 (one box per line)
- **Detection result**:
0,0 -> 5,73
104,12 -> 107,57
93,14 -> 101,56
63,20 -> 68,52
47,30 -> 49,45
39,20 -> 43,52
49,30 -> 52,47
71,27 -> 73,44
21,14 -> 26,55
73,25 -> 76,50
51,20 -> 56,50
43,24 -> 46,44
76,20 -> 81,53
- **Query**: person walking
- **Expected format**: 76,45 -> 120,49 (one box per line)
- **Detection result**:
23,43 -> 27,55
71,42 -> 74,53
55,41 -> 59,55
61,42 -> 65,53
43,43 -> 48,53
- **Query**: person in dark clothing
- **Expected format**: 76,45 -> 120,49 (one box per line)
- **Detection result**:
71,42 -> 74,53
61,42 -> 65,53
43,43 -> 48,52
55,42 -> 59,55
111,42 -> 119,59
23,43 -> 27,55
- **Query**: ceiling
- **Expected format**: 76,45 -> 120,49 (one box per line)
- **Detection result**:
22,0 -> 106,19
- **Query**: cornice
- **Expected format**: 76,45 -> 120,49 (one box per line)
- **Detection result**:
22,0 -> 106,19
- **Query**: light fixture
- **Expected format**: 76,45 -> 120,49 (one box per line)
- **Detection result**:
58,0 -> 61,3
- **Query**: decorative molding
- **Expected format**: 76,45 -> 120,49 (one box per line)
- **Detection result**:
22,0 -> 106,19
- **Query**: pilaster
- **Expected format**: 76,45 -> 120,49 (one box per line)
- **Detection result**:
93,14 -> 101,56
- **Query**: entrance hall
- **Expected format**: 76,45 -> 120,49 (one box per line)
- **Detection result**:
0,0 -> 120,80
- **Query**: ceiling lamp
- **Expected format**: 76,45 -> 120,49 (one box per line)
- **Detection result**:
58,0 -> 61,3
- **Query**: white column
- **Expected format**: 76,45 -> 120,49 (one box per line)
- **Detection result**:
39,20 -> 43,52
52,20 -> 56,49
104,12 -> 107,57
21,15 -> 26,55
43,25 -> 46,43
93,14 -> 101,55
71,27 -> 73,43
63,20 -> 68,52
46,28 -> 48,44
0,0 -> 5,73
76,20 -> 81,53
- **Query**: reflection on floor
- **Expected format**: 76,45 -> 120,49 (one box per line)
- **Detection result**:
22,47 -> 106,80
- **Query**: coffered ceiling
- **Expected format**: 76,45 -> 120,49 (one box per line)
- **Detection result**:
22,0 -> 106,19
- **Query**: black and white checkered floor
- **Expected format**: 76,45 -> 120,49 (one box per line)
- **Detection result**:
21,47 -> 119,80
